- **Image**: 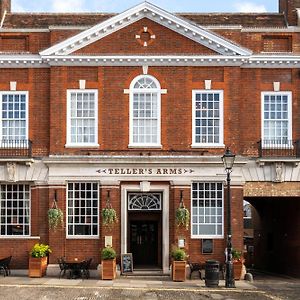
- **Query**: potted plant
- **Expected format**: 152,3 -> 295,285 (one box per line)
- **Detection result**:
29,243 -> 52,277
101,246 -> 117,280
232,249 -> 244,280
171,247 -> 187,282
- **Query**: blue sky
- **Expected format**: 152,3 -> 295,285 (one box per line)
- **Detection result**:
13,1 -> 278,13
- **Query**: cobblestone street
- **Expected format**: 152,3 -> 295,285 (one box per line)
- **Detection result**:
0,272 -> 299,300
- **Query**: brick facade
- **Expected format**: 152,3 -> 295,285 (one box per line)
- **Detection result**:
0,0 -> 299,277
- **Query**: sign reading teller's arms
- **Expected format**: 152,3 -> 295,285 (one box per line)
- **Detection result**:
121,253 -> 133,274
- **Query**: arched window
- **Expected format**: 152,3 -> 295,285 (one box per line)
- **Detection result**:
129,75 -> 161,147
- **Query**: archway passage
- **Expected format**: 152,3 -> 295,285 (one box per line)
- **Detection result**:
245,196 -> 300,277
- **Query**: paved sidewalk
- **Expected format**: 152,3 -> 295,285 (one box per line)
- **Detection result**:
0,274 -> 255,290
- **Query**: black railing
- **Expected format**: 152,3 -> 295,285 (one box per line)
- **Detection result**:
0,140 -> 32,158
258,139 -> 300,158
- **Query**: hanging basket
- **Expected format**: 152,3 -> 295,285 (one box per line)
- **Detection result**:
48,198 -> 63,231
175,191 -> 190,230
102,190 -> 118,229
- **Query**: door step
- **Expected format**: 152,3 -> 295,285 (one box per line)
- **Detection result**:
122,269 -> 169,277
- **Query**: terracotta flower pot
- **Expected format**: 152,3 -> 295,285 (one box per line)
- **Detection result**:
28,256 -> 48,278
172,260 -> 186,282
233,260 -> 244,280
101,258 -> 116,280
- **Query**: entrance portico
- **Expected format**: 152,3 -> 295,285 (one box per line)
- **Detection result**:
121,183 -> 169,273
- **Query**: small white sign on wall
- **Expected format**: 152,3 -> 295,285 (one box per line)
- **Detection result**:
105,236 -> 112,247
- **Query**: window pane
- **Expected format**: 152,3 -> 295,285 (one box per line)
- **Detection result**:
67,182 -> 99,236
194,92 -> 222,144
0,184 -> 30,236
263,93 -> 290,145
68,91 -> 97,144
191,182 -> 223,237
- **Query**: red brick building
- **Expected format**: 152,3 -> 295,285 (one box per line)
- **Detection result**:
0,0 -> 299,277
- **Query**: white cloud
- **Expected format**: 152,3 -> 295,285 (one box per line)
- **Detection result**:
51,0 -> 87,12
234,2 -> 267,13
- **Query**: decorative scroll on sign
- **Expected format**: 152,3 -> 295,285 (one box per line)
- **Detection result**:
96,168 -> 194,175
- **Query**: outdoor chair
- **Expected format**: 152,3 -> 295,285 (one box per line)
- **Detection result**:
58,257 -> 70,279
81,258 -> 92,279
0,256 -> 12,277
188,261 -> 202,279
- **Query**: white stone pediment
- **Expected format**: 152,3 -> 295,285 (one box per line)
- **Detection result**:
40,2 -> 252,57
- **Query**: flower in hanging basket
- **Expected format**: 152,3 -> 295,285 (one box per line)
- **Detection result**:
175,207 -> 190,230
48,208 -> 63,231
101,208 -> 118,228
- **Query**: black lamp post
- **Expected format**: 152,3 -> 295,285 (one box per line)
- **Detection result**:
222,147 -> 236,288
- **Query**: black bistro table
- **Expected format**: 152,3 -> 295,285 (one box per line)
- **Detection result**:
65,259 -> 85,279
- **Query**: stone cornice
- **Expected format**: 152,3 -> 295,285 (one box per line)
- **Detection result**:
2,53 -> 300,68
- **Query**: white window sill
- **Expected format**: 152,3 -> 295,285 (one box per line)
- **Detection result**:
66,236 -> 99,240
128,144 -> 162,149
191,235 -> 224,239
191,144 -> 225,149
0,236 -> 40,240
65,144 -> 100,149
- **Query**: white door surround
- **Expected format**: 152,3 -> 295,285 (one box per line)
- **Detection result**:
121,183 -> 170,274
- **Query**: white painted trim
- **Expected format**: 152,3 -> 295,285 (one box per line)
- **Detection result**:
121,183 -> 169,274
2,53 -> 300,68
0,236 -> 40,240
0,91 -> 29,143
66,89 -> 99,147
192,90 -> 224,147
261,91 -> 293,147
40,2 -> 251,56
129,75 -> 162,148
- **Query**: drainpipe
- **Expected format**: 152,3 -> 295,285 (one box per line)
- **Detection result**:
0,9 -> 7,29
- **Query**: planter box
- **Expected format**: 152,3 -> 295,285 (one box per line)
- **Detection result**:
28,256 -> 48,278
233,261 -> 243,280
101,258 -> 116,280
172,261 -> 186,282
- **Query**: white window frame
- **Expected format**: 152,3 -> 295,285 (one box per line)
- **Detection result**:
66,89 -> 99,148
129,75 -> 162,148
0,184 -> 31,237
66,181 -> 99,239
192,90 -> 224,148
0,91 -> 29,145
261,91 -> 292,148
191,182 -> 224,239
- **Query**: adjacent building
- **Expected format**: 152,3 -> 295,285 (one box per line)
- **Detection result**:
0,0 -> 299,276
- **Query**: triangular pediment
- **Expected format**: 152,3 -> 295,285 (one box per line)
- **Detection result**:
40,1 -> 252,57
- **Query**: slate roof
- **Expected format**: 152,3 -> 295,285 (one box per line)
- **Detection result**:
1,12 -> 287,29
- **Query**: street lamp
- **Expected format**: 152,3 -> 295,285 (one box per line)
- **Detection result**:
222,147 -> 236,288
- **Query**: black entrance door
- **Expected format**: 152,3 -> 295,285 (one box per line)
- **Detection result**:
130,221 -> 158,267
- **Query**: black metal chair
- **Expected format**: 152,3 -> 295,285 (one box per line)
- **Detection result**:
58,257 -> 69,279
81,258 -> 92,279
0,256 -> 12,277
188,261 -> 202,279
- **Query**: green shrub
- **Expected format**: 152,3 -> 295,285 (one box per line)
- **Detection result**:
101,247 -> 116,260
232,249 -> 242,261
30,243 -> 52,258
171,247 -> 187,261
